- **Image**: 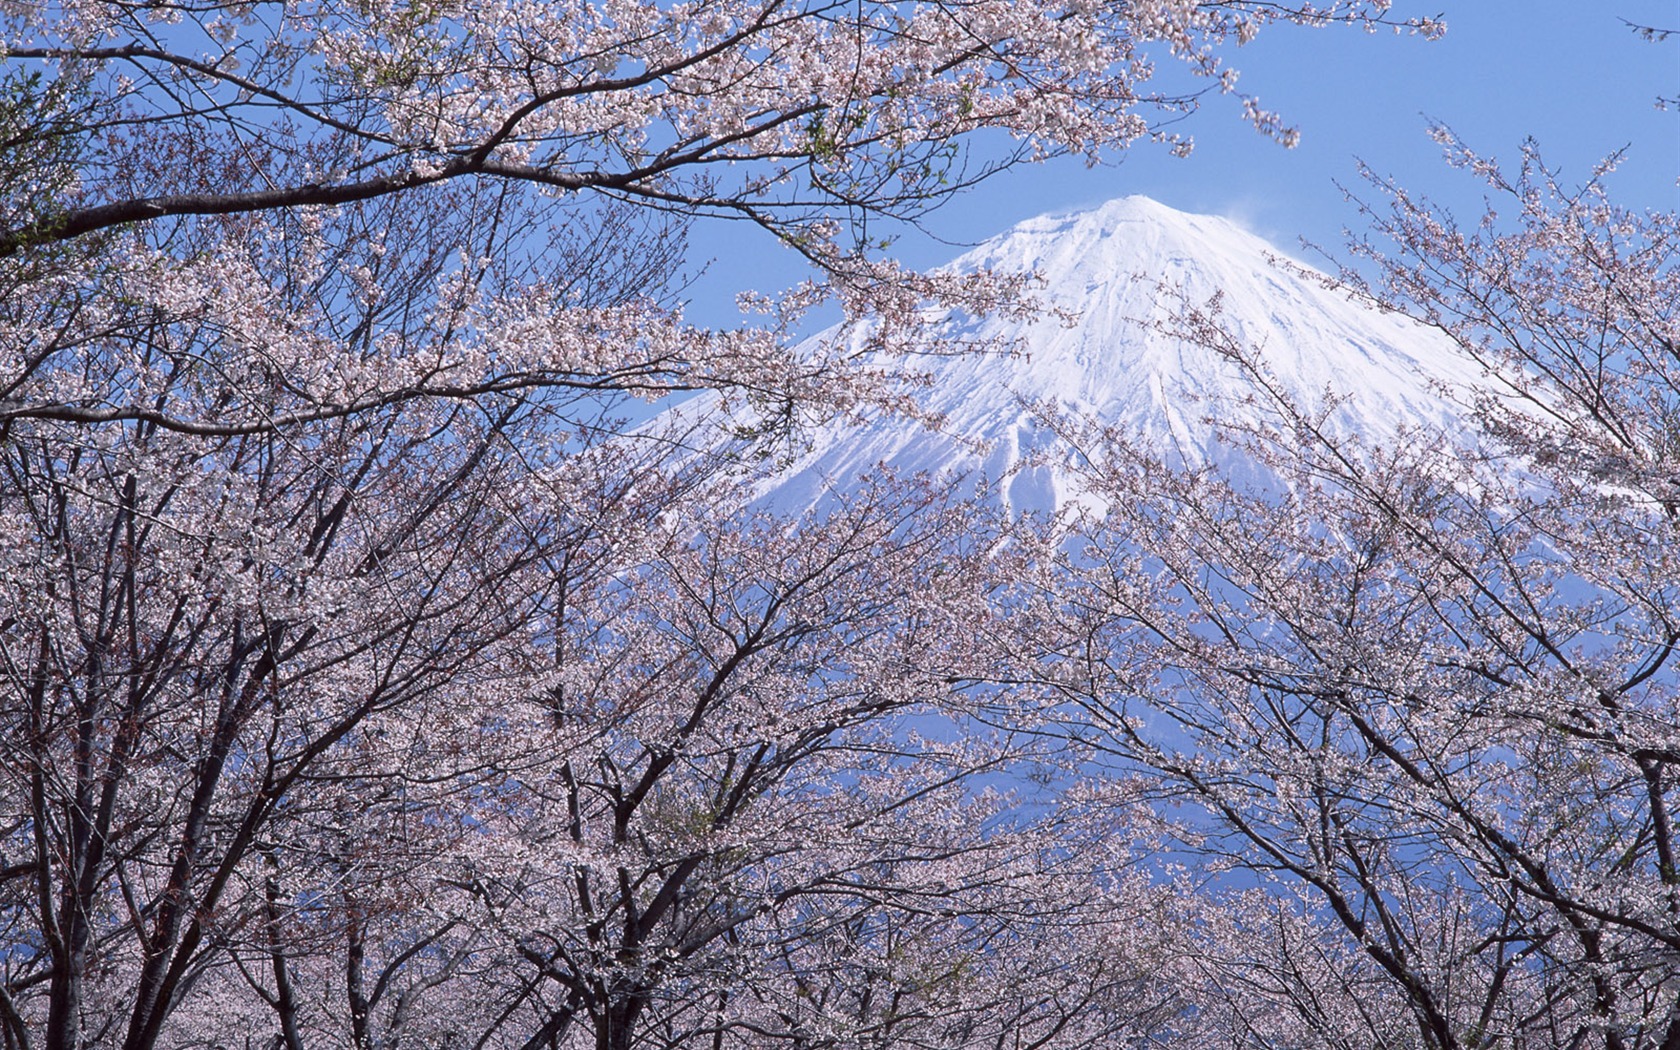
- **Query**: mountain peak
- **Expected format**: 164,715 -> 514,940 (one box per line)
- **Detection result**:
739,196 -> 1471,514
985,193 -> 1192,239
950,195 -> 1276,282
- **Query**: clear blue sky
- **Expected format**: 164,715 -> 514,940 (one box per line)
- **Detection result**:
685,0 -> 1677,326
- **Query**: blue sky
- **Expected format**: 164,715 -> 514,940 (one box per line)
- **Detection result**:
685,0 -> 1677,326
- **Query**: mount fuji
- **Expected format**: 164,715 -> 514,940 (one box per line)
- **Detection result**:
706,196 -> 1475,514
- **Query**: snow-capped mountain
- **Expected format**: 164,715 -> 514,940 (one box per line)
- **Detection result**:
719,196 -> 1474,514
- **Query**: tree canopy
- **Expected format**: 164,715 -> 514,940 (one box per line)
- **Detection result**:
4,1 -> 1674,1049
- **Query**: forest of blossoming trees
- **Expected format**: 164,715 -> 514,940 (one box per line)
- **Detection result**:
0,0 -> 1676,1047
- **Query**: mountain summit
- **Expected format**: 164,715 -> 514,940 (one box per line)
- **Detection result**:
747,196 -> 1473,514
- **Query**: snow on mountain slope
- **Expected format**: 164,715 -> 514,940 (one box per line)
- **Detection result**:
717,196 -> 1476,515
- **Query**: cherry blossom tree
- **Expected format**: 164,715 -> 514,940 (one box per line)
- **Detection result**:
0,0 -> 1443,441
1036,143 -> 1680,1050
0,0 -> 1454,1046
0,398 -> 1196,1050
0,0 -> 1437,259
0,191 -> 704,1050
354,479 -> 1199,1050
